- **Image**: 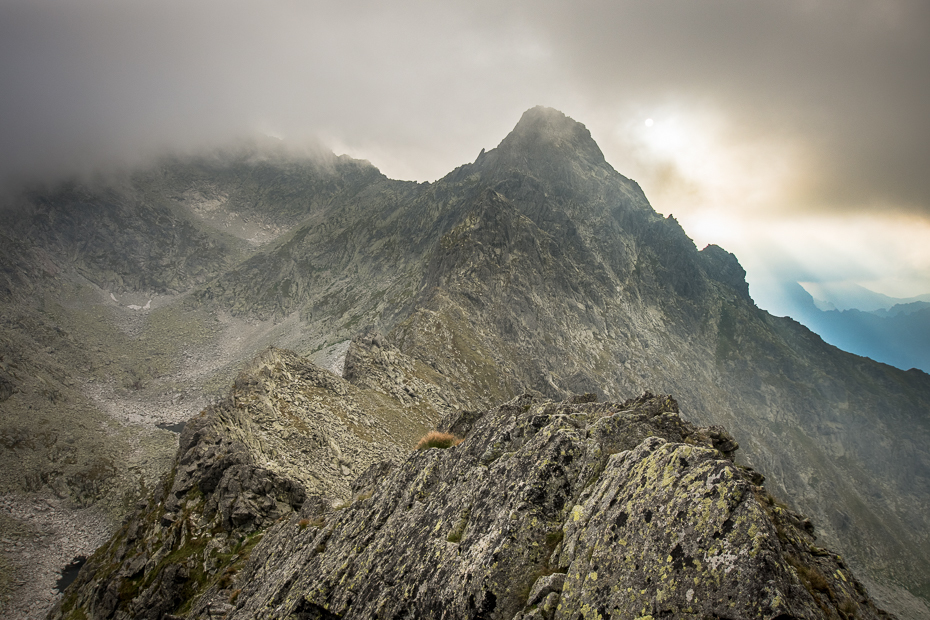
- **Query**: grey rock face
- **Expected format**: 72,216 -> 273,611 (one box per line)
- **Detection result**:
198,392 -> 889,620
390,111 -> 930,614
50,348 -> 891,619
48,401 -> 308,620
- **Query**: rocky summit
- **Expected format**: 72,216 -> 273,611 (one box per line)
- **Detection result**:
1,107 -> 929,619
52,363 -> 889,620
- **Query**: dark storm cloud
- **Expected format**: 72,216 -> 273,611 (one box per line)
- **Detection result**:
1,0 -> 928,220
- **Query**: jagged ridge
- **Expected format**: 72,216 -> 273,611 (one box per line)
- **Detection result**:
52,353 -> 892,619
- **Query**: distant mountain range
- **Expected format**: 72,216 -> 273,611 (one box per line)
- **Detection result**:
773,281 -> 930,373
800,281 -> 930,313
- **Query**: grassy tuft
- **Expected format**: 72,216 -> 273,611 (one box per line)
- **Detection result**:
415,431 -> 463,450
299,516 -> 326,530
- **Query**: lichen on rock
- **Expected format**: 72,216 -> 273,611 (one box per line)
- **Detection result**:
186,390 -> 890,620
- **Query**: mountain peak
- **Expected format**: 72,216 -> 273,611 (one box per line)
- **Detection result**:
490,106 -> 608,171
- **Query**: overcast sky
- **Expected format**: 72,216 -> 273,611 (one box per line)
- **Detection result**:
2,0 -> 929,313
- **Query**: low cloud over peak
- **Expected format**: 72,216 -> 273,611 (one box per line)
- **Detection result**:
2,0 -> 928,301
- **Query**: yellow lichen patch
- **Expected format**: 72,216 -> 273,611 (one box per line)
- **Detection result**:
578,603 -> 604,619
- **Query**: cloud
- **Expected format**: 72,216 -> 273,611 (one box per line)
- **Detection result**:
520,0 -> 930,218
2,1 -> 927,205
0,0 -> 559,183
0,0 -> 928,302
677,209 -> 930,314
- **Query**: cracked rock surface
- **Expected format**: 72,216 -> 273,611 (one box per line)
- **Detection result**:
193,392 -> 890,620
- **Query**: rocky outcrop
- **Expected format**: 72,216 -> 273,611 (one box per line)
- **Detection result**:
48,398 -> 308,620
49,345 -> 451,619
50,346 -> 892,619
181,392 -> 889,620
699,244 -> 752,301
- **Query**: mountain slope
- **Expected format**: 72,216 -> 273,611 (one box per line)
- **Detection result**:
51,366 -> 893,619
2,107 -> 929,618
388,109 -> 930,614
0,146 -> 408,617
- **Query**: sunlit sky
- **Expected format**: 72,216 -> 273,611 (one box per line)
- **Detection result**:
2,0 -> 929,314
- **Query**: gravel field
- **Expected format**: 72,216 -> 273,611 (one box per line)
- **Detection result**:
0,494 -> 111,619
